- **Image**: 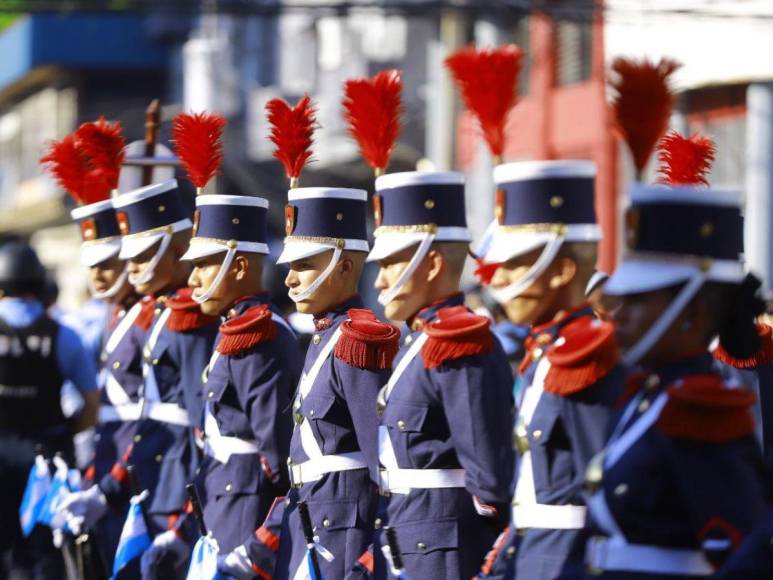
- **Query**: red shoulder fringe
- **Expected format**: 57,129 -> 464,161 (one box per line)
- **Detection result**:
544,318 -> 619,396
657,374 -> 756,443
216,304 -> 278,355
421,306 -> 493,369
714,323 -> 773,369
165,288 -> 219,332
334,308 -> 400,370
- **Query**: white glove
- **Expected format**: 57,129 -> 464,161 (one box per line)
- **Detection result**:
217,545 -> 256,580
57,485 -> 107,535
140,530 -> 190,579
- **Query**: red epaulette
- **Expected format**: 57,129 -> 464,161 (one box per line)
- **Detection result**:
165,288 -> 219,332
421,306 -> 493,369
216,304 -> 278,355
334,308 -> 400,370
657,374 -> 756,443
544,317 -> 619,396
714,323 -> 773,369
134,296 -> 157,331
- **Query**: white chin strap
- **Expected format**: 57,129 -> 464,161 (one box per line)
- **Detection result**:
128,233 -> 172,287
289,245 -> 343,303
378,233 -> 436,307
621,271 -> 706,368
192,247 -> 237,305
89,263 -> 129,300
489,234 -> 565,305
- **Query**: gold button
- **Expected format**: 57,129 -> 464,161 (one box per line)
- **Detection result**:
405,335 -> 413,345
208,391 -> 215,399
133,434 -> 142,443
700,222 -> 714,237
309,409 -> 315,417
424,199 -> 435,209
397,420 -> 406,431
195,467 -> 201,475
614,483 -> 628,496
225,483 -> 232,492
322,518 -> 331,528
152,358 -> 159,366
506,545 -> 516,558
232,218 -> 240,225
532,429 -> 542,440
112,361 -> 121,370
374,518 -> 382,529
336,212 -> 344,221
550,195 -> 564,208
312,335 -> 321,345
227,309 -> 237,319
416,542 -> 426,551
532,347 -> 543,359
638,399 -> 650,413
227,239 -> 238,249
158,205 -> 166,212
154,308 -> 161,316
155,454 -> 163,463
645,375 -> 660,390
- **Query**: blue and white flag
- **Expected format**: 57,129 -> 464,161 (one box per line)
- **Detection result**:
293,539 -> 334,580
112,491 -> 151,578
38,456 -> 77,529
19,455 -> 51,537
186,533 -> 226,580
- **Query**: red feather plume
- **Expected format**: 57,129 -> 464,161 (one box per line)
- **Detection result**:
445,44 -> 523,158
40,135 -> 89,204
656,131 -> 716,186
171,112 -> 226,190
609,57 -> 682,176
265,95 -> 316,183
75,117 -> 126,192
343,69 -> 403,173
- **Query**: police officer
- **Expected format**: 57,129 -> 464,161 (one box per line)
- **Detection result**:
368,171 -> 514,579
565,174 -> 767,578
0,241 -> 99,579
177,192 -> 302,577
266,185 -> 399,580
475,161 -> 622,580
59,178 -> 219,577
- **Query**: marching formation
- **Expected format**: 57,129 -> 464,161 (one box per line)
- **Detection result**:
2,44 -> 773,580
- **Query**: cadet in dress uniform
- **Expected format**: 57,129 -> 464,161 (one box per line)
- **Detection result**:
60,177 -> 219,577
367,171 -> 514,580
180,191 -> 303,577
264,185 -> 399,580
473,161 -> 622,580
0,242 -> 99,579
563,176 -> 768,578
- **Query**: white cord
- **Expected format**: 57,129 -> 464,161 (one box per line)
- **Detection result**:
192,247 -> 237,305
88,263 -> 129,300
377,232 -> 436,307
622,272 -> 706,367
488,234 -> 565,304
289,245 -> 344,303
128,233 -> 172,287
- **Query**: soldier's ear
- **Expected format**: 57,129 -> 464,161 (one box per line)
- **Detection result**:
339,255 -> 354,276
548,256 -> 577,290
233,255 -> 249,280
426,249 -> 444,283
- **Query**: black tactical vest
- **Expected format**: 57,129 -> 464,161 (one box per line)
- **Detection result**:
0,314 -> 67,436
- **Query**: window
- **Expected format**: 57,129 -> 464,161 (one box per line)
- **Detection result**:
555,19 -> 592,86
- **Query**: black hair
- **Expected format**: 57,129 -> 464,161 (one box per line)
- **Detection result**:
704,274 -> 767,359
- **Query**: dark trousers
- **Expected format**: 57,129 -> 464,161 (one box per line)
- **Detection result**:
0,434 -> 67,580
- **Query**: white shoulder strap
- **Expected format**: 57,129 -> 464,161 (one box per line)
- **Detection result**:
381,332 -> 428,403
104,301 -> 143,355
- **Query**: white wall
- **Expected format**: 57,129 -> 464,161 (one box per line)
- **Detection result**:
605,1 -> 773,89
